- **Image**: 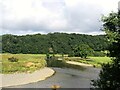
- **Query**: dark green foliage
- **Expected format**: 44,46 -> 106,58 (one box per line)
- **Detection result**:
2,33 -> 108,54
46,59 -> 66,67
91,62 -> 120,89
73,44 -> 93,58
46,53 -> 50,60
91,11 -> 120,89
46,54 -> 66,67
68,51 -> 75,57
46,56 -> 85,70
8,57 -> 18,62
92,51 -> 106,57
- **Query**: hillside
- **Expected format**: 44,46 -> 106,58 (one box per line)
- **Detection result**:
2,33 -> 109,54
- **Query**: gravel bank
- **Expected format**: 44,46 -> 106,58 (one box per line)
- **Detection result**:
8,67 -> 100,88
66,61 -> 93,67
1,67 -> 55,87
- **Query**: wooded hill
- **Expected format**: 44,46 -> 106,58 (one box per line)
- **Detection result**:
1,33 -> 109,54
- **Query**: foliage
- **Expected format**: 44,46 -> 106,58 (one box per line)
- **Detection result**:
46,55 -> 85,70
2,33 -> 108,54
91,62 -> 120,89
91,11 -> 120,89
46,53 -> 50,60
46,59 -> 66,68
92,51 -> 106,57
73,44 -> 93,58
68,51 -> 75,57
8,57 -> 19,62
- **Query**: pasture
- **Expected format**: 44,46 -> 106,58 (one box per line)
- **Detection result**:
1,54 -> 112,74
1,54 -> 46,74
64,57 -> 112,67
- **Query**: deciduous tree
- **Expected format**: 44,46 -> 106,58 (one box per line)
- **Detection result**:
91,8 -> 120,89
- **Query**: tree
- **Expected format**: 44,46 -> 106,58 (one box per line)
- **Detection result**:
91,9 -> 120,89
2,33 -> 108,54
73,44 -> 93,58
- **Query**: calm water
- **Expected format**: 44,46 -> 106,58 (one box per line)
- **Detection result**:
7,67 -> 100,88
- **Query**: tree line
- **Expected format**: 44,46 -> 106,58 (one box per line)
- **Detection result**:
1,33 -> 109,54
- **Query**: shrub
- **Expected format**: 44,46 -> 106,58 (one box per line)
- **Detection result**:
46,53 -> 50,60
8,57 -> 19,62
93,51 -> 106,57
46,59 -> 66,67
68,52 -> 74,57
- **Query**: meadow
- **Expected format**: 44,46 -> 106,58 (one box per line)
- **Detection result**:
64,57 -> 112,67
1,54 -> 46,74
1,54 -> 112,74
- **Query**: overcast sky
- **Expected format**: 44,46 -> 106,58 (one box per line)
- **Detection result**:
0,0 -> 119,35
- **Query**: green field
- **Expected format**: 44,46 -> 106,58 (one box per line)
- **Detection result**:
1,54 -> 112,74
1,54 -> 46,74
64,57 -> 112,67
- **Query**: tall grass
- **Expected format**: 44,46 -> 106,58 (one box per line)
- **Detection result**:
2,54 -> 47,74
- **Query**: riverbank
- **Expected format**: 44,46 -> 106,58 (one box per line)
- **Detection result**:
1,60 -> 101,88
8,67 -> 100,88
66,61 -> 93,67
1,67 -> 55,87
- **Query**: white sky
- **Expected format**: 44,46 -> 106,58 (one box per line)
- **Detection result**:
0,0 -> 120,35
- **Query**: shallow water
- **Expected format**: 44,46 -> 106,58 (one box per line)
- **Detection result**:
7,67 -> 100,88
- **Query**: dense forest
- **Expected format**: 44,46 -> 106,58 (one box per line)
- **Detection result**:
1,33 -> 109,54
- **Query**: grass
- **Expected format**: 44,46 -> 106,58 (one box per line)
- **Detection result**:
46,59 -> 85,71
1,54 -> 47,74
89,57 -> 112,64
1,53 -> 112,74
64,56 -> 112,67
2,54 -> 85,74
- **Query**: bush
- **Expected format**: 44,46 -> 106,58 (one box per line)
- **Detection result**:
46,53 -> 50,60
46,55 -> 65,67
46,59 -> 66,67
68,52 -> 74,57
92,51 -> 106,57
8,57 -> 19,62
91,62 -> 120,89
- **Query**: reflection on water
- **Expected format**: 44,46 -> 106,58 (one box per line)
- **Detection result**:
8,67 -> 100,88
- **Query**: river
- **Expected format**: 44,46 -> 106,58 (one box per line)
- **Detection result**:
7,67 -> 100,88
